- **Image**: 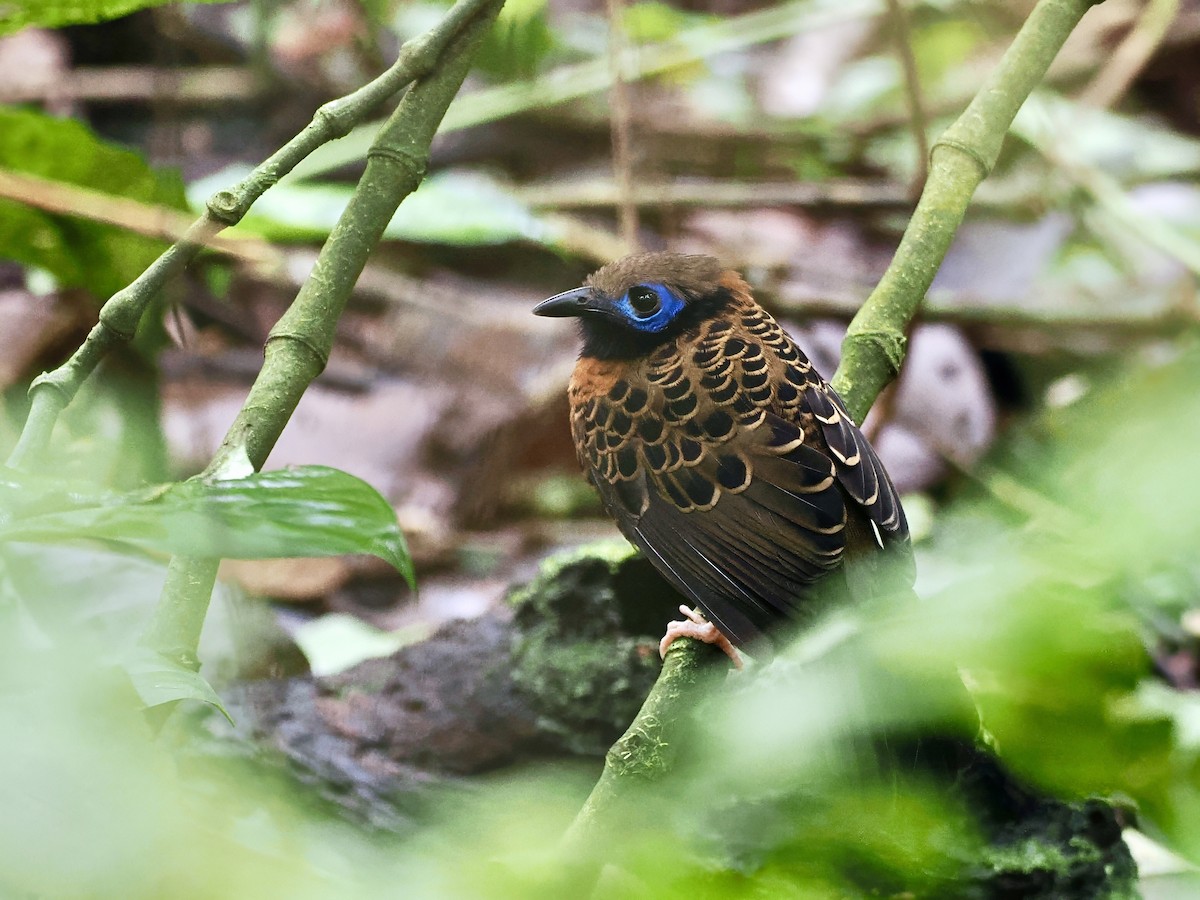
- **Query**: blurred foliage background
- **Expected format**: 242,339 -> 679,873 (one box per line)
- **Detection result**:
2,0 -> 1200,896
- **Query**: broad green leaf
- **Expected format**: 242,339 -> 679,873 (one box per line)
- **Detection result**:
2,541 -> 251,677
0,0 -> 234,34
122,647 -> 233,723
187,166 -> 558,247
0,108 -> 187,299
388,170 -> 556,245
0,466 -> 413,584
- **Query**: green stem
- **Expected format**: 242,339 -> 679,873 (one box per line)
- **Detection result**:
4,0 -> 494,472
140,0 -> 504,669
831,0 -> 1105,422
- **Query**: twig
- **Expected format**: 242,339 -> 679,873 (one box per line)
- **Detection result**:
1080,0 -> 1178,108
567,0 -> 1107,868
140,1 -> 505,673
604,0 -> 639,252
0,66 -> 265,105
885,0 -> 931,192
0,169 -> 276,266
515,177 -> 917,210
4,0 -> 494,473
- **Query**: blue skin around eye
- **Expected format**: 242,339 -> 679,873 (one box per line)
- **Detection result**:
616,283 -> 685,333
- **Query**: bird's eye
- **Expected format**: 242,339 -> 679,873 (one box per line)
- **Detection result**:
628,286 -> 661,317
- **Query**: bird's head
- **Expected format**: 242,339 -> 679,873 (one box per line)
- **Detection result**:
534,252 -> 738,359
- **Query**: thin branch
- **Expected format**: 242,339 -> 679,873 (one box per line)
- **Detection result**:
515,177 -> 914,210
0,169 -> 276,266
4,0 -> 494,473
568,0 -> 1107,868
885,0 -> 931,192
605,0 -> 639,252
139,0 -> 505,673
510,175 -> 1056,215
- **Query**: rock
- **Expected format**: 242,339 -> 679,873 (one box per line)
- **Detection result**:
509,541 -> 677,756
199,541 -> 678,826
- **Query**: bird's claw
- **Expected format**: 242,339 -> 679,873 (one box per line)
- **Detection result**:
659,605 -> 744,670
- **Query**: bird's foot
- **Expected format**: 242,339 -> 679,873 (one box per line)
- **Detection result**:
659,605 -> 743,670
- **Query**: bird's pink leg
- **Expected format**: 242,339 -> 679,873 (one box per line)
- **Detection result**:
659,605 -> 743,670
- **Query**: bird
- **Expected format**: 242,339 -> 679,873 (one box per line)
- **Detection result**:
533,251 -> 914,665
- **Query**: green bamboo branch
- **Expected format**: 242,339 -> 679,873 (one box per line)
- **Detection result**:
140,1 -> 505,672
831,0 -> 1106,422
567,0 -> 1106,862
4,0 -> 494,473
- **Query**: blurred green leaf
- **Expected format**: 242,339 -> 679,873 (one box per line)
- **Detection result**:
623,1 -> 713,42
0,110 -> 187,301
0,0 -> 234,33
476,0 -> 557,80
123,647 -> 232,722
1015,92 -> 1200,181
292,613 -> 430,677
188,166 -> 557,247
912,16 -> 990,92
0,466 -> 412,583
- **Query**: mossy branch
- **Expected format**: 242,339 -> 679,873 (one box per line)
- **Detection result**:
136,0 -> 505,672
569,0 -> 1106,856
4,0 -> 496,473
562,638 -> 709,852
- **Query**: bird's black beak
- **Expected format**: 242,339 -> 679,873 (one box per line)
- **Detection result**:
532,286 -> 596,318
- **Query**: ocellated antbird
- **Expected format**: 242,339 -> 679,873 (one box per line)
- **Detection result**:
534,252 -> 913,664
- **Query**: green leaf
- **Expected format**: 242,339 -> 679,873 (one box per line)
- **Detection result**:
0,108 -> 187,299
0,0 -> 235,34
388,169 -> 557,246
623,2 -> 714,43
1015,91 -> 1200,181
292,613 -> 430,677
187,166 -> 557,247
122,647 -> 233,723
475,0 -> 556,80
0,466 -> 413,584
